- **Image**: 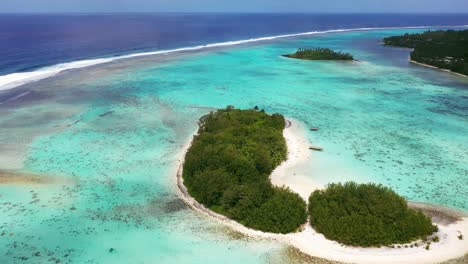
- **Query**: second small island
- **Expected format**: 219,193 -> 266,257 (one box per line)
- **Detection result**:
283,48 -> 354,61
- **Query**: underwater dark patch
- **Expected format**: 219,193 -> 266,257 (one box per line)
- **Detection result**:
162,198 -> 188,214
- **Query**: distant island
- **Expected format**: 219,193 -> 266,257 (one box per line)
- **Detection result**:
383,30 -> 468,76
283,48 -> 354,61
182,107 -> 307,234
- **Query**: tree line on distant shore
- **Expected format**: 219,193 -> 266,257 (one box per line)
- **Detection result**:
384,30 -> 468,76
182,107 -> 438,246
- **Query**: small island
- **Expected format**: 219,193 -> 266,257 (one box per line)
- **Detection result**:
182,107 -> 307,233
383,30 -> 468,76
283,48 -> 354,61
309,182 -> 438,247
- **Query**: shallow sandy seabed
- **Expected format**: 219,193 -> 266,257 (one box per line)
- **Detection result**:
175,119 -> 468,264
0,170 -> 74,185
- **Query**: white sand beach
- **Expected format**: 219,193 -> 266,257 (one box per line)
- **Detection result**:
175,119 -> 468,264
410,60 -> 468,78
270,119 -> 324,201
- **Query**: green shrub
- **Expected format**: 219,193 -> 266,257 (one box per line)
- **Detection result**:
308,182 -> 438,247
284,48 -> 354,61
183,107 -> 307,233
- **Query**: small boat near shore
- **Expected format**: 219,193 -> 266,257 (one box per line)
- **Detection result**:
309,146 -> 323,151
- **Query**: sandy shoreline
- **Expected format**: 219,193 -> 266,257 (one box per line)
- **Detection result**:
175,119 -> 468,264
270,119 -> 324,201
410,60 -> 468,78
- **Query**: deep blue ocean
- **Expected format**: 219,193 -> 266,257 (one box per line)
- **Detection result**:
1,13 -> 468,75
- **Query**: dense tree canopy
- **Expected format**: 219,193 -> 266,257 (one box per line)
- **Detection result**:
283,48 -> 354,61
183,107 -> 307,233
308,182 -> 438,247
384,30 -> 468,76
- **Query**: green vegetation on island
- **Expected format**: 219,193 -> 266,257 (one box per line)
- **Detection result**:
183,107 -> 307,233
383,30 -> 468,76
308,182 -> 438,247
283,48 -> 354,61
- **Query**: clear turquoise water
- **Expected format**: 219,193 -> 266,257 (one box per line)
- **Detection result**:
1,29 -> 467,263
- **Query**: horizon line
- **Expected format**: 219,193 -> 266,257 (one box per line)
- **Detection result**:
2,11 -> 468,15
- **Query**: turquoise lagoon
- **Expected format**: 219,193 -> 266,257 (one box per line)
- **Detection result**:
0,29 -> 467,263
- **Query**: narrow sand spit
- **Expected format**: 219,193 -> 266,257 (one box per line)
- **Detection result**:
410,60 -> 468,78
270,119 -> 323,200
175,119 -> 468,264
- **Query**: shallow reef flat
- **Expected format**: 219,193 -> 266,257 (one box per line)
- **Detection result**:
0,28 -> 467,263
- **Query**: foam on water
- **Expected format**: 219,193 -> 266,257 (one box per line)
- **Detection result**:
0,91 -> 30,105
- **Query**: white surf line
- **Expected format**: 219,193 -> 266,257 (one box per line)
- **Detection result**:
0,91 -> 31,105
1,24 -> 467,92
